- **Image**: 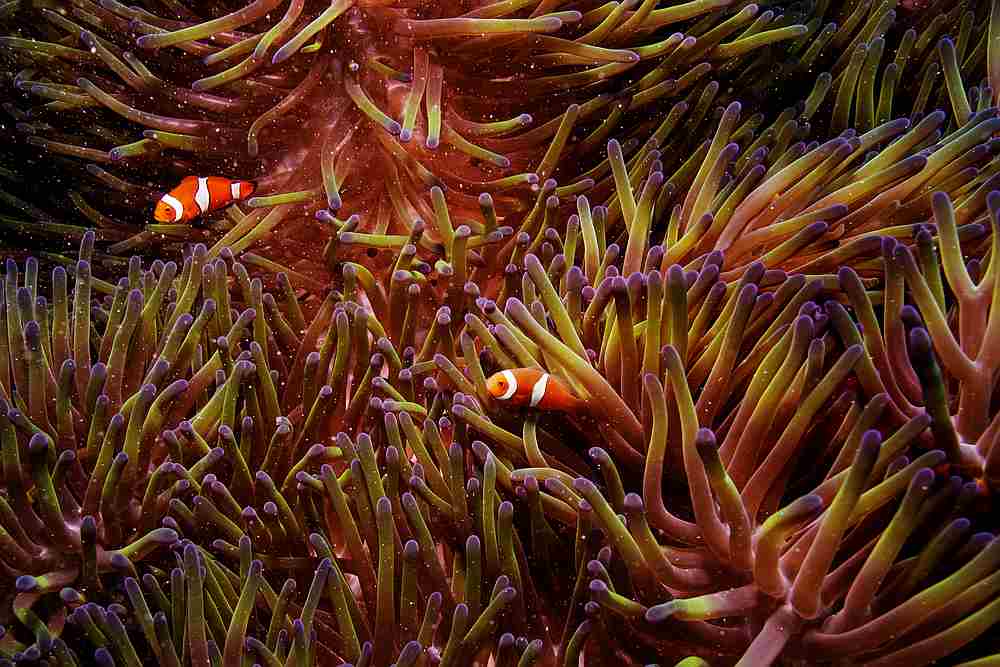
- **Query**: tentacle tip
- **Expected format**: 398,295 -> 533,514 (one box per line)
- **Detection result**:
15,576 -> 37,593
645,603 -> 675,624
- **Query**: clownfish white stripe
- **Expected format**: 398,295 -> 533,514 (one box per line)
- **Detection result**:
529,373 -> 549,408
230,181 -> 241,199
499,370 -> 518,400
161,193 -> 184,222
194,177 -> 211,214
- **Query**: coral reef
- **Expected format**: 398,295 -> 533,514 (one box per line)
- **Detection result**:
0,0 -> 1000,665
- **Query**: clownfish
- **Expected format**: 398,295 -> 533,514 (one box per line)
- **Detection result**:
153,176 -> 256,224
486,368 -> 585,412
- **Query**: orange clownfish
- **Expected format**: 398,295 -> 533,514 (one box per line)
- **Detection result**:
153,176 -> 256,224
486,368 -> 585,412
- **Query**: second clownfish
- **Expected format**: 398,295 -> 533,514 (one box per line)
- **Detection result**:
486,368 -> 586,412
153,176 -> 256,224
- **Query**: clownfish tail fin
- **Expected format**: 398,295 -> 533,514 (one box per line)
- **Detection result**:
235,180 -> 257,200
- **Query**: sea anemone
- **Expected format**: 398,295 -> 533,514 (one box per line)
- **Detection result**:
0,0 -> 913,269
0,232 -> 555,665
2,0 -> 1000,665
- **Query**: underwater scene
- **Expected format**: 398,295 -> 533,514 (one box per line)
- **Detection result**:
1,0 -> 999,664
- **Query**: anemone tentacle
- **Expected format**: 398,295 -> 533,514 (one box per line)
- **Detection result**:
1,0 -> 1000,665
